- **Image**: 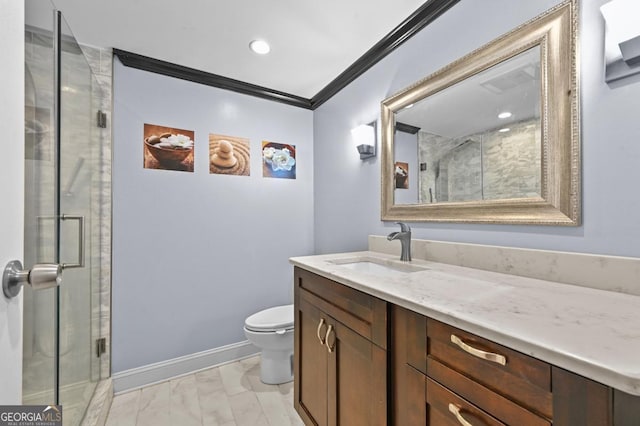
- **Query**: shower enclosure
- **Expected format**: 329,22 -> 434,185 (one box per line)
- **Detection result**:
24,1 -> 110,424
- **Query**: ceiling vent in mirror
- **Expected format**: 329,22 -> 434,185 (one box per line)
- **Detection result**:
480,64 -> 538,94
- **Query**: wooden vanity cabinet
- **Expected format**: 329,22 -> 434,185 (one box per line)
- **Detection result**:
391,305 -> 640,426
293,269 -> 640,425
293,267 -> 387,426
391,305 -> 427,425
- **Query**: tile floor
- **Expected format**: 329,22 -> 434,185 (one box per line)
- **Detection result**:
105,356 -> 304,426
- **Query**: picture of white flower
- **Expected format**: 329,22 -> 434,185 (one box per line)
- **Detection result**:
156,134 -> 194,149
262,141 -> 296,179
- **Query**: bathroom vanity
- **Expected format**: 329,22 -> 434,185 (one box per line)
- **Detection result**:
290,250 -> 640,425
293,267 -> 387,425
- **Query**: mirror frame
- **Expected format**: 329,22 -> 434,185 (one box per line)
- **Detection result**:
381,1 -> 579,225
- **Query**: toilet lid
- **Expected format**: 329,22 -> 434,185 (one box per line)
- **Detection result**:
245,304 -> 294,332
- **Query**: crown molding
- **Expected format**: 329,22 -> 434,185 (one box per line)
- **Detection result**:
114,0 -> 460,110
113,49 -> 313,109
310,0 -> 460,109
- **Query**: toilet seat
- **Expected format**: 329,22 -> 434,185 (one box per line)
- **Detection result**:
244,304 -> 294,332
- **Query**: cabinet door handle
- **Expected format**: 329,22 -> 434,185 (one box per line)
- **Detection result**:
450,334 -> 507,366
448,403 -> 474,426
316,318 -> 327,345
325,325 -> 335,353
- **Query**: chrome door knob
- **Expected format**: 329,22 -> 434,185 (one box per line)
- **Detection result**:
2,260 -> 62,299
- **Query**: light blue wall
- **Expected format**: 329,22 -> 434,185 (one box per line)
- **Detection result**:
112,59 -> 314,373
112,0 -> 640,372
314,0 -> 640,258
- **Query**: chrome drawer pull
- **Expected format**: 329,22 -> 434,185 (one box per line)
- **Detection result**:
316,318 -> 327,345
450,334 -> 507,366
448,403 -> 474,426
325,325 -> 335,353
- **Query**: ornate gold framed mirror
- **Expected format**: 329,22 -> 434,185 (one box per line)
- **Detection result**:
381,1 -> 579,225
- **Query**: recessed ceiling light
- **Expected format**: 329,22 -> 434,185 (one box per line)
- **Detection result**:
249,39 -> 270,55
498,111 -> 512,119
499,128 -> 511,133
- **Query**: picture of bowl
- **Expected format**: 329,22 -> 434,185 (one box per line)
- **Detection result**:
145,137 -> 192,166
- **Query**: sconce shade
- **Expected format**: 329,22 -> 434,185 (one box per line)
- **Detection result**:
601,0 -> 640,83
351,123 -> 376,160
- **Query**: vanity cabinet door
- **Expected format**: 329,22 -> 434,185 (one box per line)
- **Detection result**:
326,318 -> 387,426
294,298 -> 387,426
391,305 -> 427,426
294,267 -> 388,426
294,296 -> 330,426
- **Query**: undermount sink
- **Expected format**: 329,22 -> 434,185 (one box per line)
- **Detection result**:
328,256 -> 428,276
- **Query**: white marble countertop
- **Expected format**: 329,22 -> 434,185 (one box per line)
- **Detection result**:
290,251 -> 640,396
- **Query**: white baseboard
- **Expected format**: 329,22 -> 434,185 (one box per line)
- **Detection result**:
112,340 -> 259,394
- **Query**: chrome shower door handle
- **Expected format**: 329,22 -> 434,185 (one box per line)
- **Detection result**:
61,214 -> 84,269
3,260 -> 62,299
36,214 -> 85,269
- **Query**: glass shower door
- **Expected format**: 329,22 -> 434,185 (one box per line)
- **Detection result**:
57,14 -> 103,426
24,4 -> 103,425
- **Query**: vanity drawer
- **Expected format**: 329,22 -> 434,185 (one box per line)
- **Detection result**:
428,359 -> 550,426
427,319 -> 552,418
427,377 -> 507,426
294,267 -> 387,348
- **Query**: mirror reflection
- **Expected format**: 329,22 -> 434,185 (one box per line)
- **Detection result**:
381,1 -> 579,225
393,46 -> 541,205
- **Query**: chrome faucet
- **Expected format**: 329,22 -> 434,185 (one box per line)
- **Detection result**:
387,222 -> 411,262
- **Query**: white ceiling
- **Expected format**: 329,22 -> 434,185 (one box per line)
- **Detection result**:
396,46 -> 541,139
50,0 -> 428,98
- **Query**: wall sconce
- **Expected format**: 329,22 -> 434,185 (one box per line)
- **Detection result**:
601,0 -> 640,84
352,122 -> 376,160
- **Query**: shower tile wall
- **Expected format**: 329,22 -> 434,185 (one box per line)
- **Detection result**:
418,119 -> 541,203
438,139 -> 482,202
418,133 -> 468,203
482,120 -> 541,200
81,43 -> 112,382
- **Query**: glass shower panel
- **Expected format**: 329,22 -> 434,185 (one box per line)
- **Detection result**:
57,14 -> 102,425
23,0 -> 58,407
24,3 -> 104,424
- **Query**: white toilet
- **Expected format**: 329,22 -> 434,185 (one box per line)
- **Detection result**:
244,304 -> 294,384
